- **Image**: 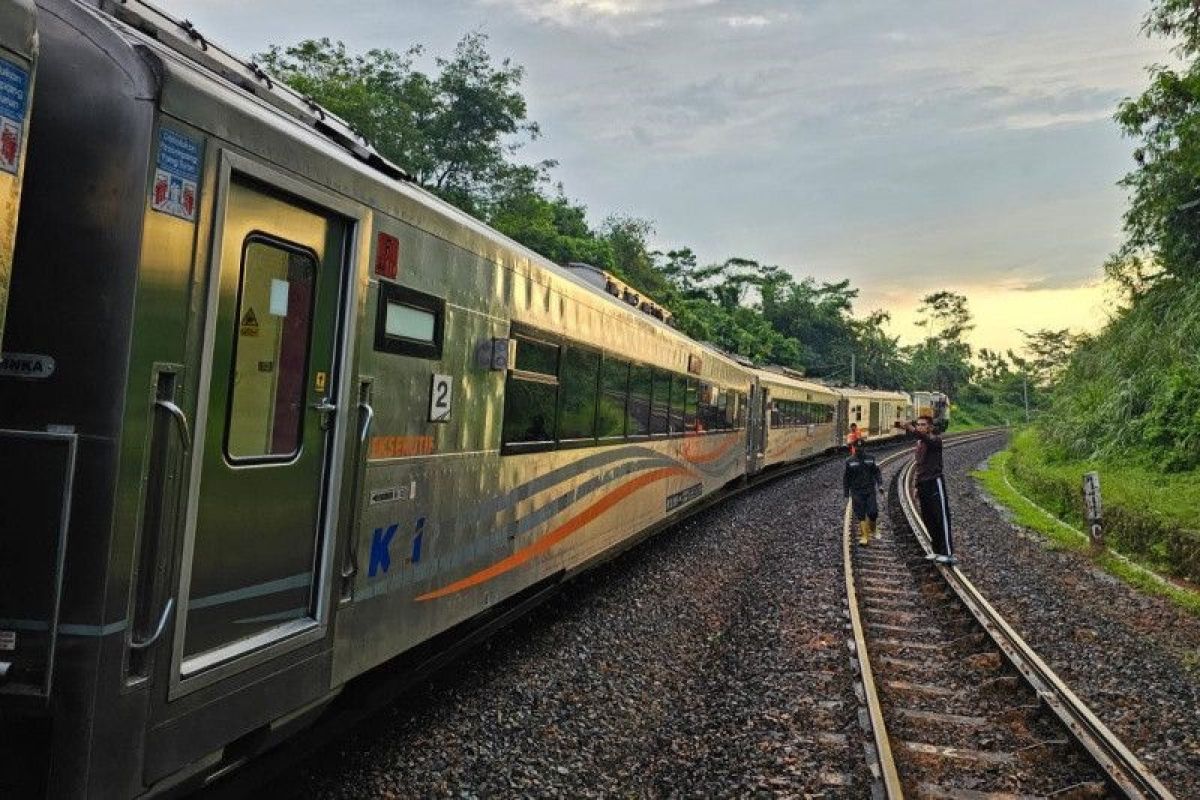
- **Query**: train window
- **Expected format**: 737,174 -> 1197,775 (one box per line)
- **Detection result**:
558,347 -> 600,443
697,383 -> 721,432
226,237 -> 317,461
714,389 -> 729,431
669,374 -> 687,434
769,401 -> 781,429
502,335 -> 560,451
650,370 -> 670,435
597,358 -> 629,439
374,282 -> 444,359
684,379 -> 699,432
514,335 -> 559,375
733,393 -> 747,429
628,364 -> 652,436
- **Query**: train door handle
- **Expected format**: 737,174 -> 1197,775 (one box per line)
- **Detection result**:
129,597 -> 175,651
155,399 -> 192,451
311,397 -> 337,413
358,400 -> 375,443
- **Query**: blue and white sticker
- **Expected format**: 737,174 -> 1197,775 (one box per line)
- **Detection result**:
0,57 -> 29,175
151,128 -> 202,221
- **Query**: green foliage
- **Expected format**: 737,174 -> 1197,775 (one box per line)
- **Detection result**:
973,446 -> 1200,615
1001,429 -> 1200,585
257,33 -> 552,215
1042,277 -> 1200,470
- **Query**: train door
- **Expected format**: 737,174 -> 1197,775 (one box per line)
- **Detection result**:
869,401 -> 881,435
169,163 -> 352,691
746,382 -> 768,474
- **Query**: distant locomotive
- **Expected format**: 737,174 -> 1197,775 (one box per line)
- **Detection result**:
0,2 -> 943,796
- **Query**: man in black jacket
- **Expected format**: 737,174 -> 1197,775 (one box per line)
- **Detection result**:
894,415 -> 954,564
843,439 -> 883,546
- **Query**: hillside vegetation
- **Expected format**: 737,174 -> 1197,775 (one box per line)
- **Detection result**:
1037,0 -> 1200,472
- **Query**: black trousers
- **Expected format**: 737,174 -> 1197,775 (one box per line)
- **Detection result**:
916,476 -> 953,556
850,490 -> 878,522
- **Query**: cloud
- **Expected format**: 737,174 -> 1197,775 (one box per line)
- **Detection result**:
723,15 -> 770,28
481,0 -> 718,28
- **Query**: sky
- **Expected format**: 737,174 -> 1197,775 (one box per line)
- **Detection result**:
153,0 -> 1174,354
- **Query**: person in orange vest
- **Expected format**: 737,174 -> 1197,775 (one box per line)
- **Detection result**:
847,422 -> 863,454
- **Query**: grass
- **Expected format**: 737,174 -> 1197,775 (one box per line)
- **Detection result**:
1007,428 -> 1200,543
973,446 -> 1200,617
950,399 -> 1028,432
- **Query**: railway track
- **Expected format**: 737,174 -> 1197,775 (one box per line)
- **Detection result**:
845,432 -> 1176,799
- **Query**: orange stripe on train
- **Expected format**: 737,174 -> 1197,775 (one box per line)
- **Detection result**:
681,432 -> 739,464
415,466 -> 693,602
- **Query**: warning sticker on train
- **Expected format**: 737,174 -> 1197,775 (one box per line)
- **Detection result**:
151,128 -> 202,220
0,58 -> 29,174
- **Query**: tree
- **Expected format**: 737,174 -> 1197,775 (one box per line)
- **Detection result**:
257,33 -> 551,215
916,291 -> 974,343
1017,328 -> 1085,389
907,292 -> 974,397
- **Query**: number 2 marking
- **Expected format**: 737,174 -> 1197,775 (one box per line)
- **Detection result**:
429,374 -> 452,422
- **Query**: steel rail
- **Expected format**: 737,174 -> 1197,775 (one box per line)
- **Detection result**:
841,428 -> 1003,799
896,451 -> 1176,800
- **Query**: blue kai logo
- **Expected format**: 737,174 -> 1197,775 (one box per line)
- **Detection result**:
369,516 -> 426,577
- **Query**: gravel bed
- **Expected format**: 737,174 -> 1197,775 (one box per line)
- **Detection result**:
944,433 -> 1200,797
287,458 -> 874,798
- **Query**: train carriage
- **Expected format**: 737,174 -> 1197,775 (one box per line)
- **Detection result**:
0,0 -> 35,348
840,387 -> 911,442
752,368 -> 841,471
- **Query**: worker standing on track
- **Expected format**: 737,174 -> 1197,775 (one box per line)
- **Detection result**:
843,439 -> 883,546
894,414 -> 954,564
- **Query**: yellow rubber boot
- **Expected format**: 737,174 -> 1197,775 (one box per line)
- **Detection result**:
859,520 -> 871,546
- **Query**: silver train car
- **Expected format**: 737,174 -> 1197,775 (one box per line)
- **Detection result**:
0,0 -> 35,348
0,2 -> 933,796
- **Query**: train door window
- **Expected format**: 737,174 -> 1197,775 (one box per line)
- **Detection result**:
226,236 -> 317,460
714,389 -> 729,430
627,364 -> 652,437
684,379 -> 699,432
374,282 -> 444,359
669,374 -> 687,434
649,369 -> 670,435
557,347 -> 600,444
502,335 -> 560,450
697,383 -> 720,431
597,357 -> 629,439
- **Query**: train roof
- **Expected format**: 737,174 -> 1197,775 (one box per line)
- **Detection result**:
752,368 -> 840,398
838,387 -> 911,402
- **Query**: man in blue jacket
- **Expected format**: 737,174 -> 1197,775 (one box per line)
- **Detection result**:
843,439 -> 883,546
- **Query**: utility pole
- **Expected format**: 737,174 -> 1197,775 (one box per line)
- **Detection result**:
1022,372 -> 1030,422
850,353 -> 856,385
